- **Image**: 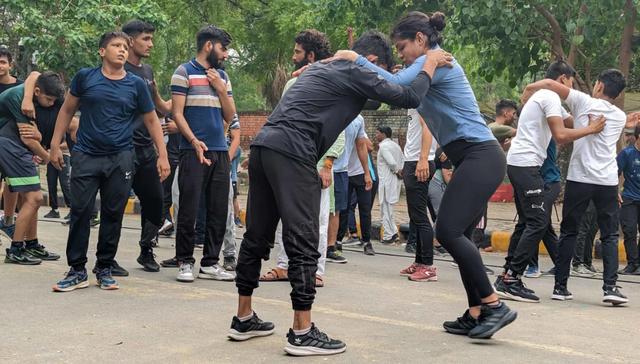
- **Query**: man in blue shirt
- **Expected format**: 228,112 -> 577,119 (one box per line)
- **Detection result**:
50,31 -> 170,292
617,125 -> 640,275
170,25 -> 237,283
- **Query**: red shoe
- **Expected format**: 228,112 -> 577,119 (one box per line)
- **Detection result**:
400,263 -> 419,276
408,265 -> 437,282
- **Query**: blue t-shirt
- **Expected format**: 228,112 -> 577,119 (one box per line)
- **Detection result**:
617,145 -> 640,201
540,140 -> 561,184
355,48 -> 495,147
70,67 -> 154,156
170,59 -> 232,151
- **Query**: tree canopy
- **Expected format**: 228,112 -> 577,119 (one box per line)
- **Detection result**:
1,0 -> 638,111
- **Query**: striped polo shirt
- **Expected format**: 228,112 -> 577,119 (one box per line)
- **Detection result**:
170,58 -> 233,151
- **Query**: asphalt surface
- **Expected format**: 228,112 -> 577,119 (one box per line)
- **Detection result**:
1,211 -> 639,363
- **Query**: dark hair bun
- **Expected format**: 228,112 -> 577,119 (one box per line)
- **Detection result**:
429,12 -> 446,31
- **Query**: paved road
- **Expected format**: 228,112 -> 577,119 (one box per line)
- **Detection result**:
1,212 -> 639,363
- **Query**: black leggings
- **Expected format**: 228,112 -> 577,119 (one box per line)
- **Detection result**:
436,140 -> 506,307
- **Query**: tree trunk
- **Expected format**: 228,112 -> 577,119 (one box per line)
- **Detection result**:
616,0 -> 637,109
535,4 -> 565,60
567,3 -> 587,66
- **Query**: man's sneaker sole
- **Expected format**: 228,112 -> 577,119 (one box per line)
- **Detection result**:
551,293 -> 573,301
227,328 -> 275,341
524,272 -> 541,278
177,275 -> 195,282
98,282 -> 119,290
4,256 -> 41,265
52,280 -> 90,292
327,260 -> 348,264
198,272 -> 235,281
408,276 -> 438,282
468,310 -> 518,339
284,343 -> 347,356
603,295 -> 629,305
495,289 -> 539,303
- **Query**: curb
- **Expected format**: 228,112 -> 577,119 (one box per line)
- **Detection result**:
488,230 -> 629,263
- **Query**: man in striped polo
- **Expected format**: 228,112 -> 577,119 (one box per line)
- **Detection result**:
170,25 -> 237,283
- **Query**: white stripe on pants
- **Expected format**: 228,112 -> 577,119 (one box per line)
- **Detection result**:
276,187 -> 329,276
380,200 -> 397,240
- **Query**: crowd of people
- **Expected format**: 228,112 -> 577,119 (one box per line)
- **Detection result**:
0,9 -> 636,357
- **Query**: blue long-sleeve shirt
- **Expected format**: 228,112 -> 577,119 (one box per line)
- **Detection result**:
355,49 -> 495,147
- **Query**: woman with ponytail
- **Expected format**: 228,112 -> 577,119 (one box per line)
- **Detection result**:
334,11 -> 517,339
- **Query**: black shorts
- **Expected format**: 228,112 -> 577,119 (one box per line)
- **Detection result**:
0,137 -> 40,192
232,180 -> 239,198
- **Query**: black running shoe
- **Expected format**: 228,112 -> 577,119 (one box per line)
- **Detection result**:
44,209 -> 60,219
93,261 -> 129,276
284,323 -> 346,356
405,243 -> 416,254
551,286 -> 573,301
161,256 -> 178,268
326,249 -> 348,264
228,312 -> 275,341
495,277 -> 539,303
137,247 -> 160,272
4,247 -> 42,265
25,243 -> 60,261
618,264 -> 638,275
443,309 -> 478,335
223,256 -> 237,271
468,302 -> 517,339
434,245 -> 449,256
363,242 -> 375,256
603,285 -> 629,306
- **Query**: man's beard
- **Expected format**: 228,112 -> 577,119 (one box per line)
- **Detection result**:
207,49 -> 224,70
294,58 -> 309,70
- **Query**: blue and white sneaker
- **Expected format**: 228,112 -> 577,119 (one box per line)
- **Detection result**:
0,218 -> 15,239
52,268 -> 89,292
96,267 -> 119,290
524,265 -> 541,278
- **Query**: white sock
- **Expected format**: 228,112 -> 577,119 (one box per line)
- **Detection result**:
238,312 -> 254,322
293,326 -> 311,336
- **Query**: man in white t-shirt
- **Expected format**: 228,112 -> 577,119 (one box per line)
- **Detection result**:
522,68 -> 628,305
497,61 -> 604,303
399,109 -> 438,282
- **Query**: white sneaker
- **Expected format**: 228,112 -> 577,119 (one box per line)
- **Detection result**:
158,219 -> 174,235
199,264 -> 235,281
177,263 -> 195,282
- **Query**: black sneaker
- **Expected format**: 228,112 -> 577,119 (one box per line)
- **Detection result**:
25,243 -> 61,261
381,233 -> 398,245
335,242 -> 343,252
468,302 -> 517,339
223,256 -> 237,271
284,323 -> 346,356
194,242 -> 204,250
434,245 -> 449,256
405,243 -> 416,254
63,212 -> 71,220
494,277 -> 539,303
4,247 -> 42,265
443,309 -> 478,335
551,286 -> 573,301
363,242 -> 375,256
161,256 -> 178,268
603,285 -> 629,306
227,312 -> 275,341
90,216 -> 100,227
137,247 -> 160,272
44,209 -> 60,219
618,264 -> 638,275
93,261 -> 129,276
326,249 -> 348,264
